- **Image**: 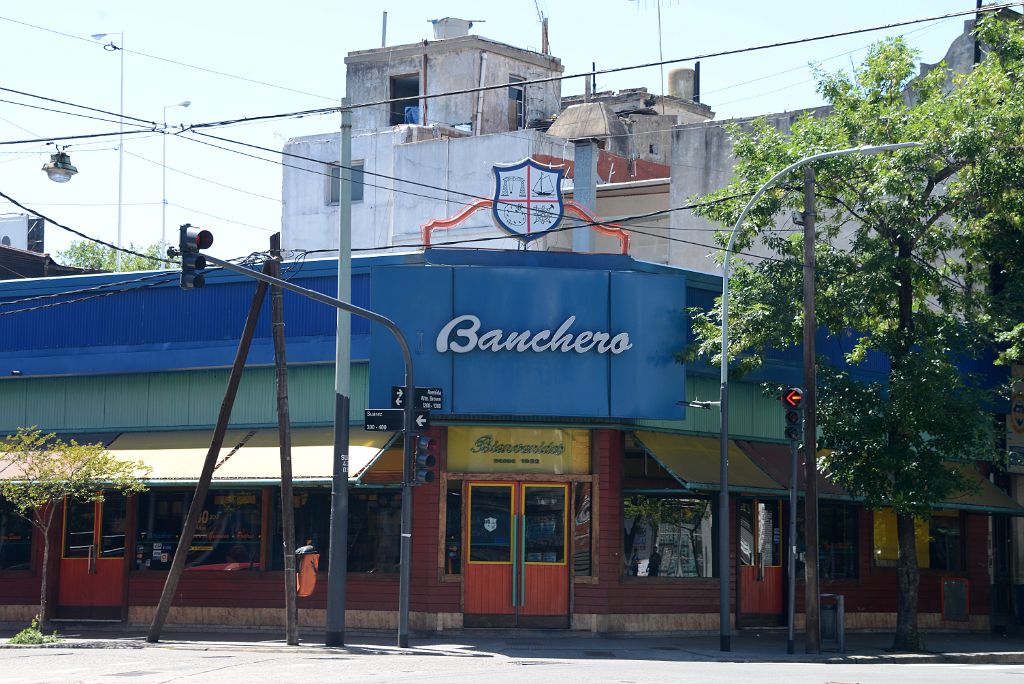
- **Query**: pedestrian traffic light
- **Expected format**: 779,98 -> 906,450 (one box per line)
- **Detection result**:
412,436 -> 438,485
179,223 -> 213,289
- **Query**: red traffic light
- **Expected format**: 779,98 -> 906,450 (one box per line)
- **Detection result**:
781,387 -> 804,408
183,227 -> 213,250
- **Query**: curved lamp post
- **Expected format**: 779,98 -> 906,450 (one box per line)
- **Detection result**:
162,100 -> 191,253
92,31 -> 124,270
716,142 -> 921,652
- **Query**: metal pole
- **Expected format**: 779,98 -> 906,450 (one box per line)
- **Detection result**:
326,98 -> 353,649
162,106 -> 167,254
802,166 -> 821,654
718,142 -> 920,653
116,33 -> 124,272
269,233 -> 299,646
147,274 -> 268,643
398,385 -> 414,648
787,438 -> 798,654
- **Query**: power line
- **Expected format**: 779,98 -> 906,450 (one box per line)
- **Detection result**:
183,3 -> 1023,131
166,202 -> 276,233
0,188 -> 169,264
0,270 -> 175,307
0,85 -> 157,127
0,273 -> 180,317
123,149 -> 280,202
0,15 -> 338,103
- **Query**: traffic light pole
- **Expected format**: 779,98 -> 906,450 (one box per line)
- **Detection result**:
200,253 -> 417,648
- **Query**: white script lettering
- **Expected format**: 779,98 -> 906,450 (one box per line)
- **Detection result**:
436,314 -> 633,355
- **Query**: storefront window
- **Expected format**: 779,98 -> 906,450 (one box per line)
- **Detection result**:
0,501 -> 32,570
623,494 -> 714,578
444,481 -> 462,575
872,508 -> 961,571
268,488 -> 401,574
135,489 -> 261,571
572,482 -> 592,576
797,502 -> 858,580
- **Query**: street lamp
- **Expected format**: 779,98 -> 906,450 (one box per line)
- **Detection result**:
163,100 -> 191,255
92,31 -> 124,271
716,142 -> 921,653
42,149 -> 78,183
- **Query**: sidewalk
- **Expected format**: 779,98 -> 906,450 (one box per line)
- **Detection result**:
3,625 -> 1023,665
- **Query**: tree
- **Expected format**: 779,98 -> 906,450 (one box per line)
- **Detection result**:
685,17 -> 1024,651
0,428 -> 148,630
56,240 -> 171,272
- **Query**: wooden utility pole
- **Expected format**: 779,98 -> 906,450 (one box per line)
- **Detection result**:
802,165 -> 821,653
268,233 -> 299,645
147,274 -> 269,643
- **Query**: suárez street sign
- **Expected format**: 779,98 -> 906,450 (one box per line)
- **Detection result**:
365,408 -> 431,432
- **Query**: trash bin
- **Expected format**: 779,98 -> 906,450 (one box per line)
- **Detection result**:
296,544 -> 320,598
819,593 -> 845,653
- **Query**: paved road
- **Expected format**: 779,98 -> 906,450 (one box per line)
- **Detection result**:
3,644 -> 1024,684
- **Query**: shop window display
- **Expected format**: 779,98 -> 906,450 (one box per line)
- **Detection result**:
623,494 -> 714,578
0,501 -> 32,570
268,488 -> 401,574
135,489 -> 261,571
796,502 -> 858,580
872,508 -> 963,571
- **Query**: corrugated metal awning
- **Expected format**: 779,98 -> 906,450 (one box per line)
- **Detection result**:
738,440 -> 850,499
942,462 -> 1024,515
105,427 -> 400,486
633,431 -> 784,494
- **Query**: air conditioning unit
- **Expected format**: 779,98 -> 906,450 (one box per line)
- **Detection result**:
0,214 -> 44,252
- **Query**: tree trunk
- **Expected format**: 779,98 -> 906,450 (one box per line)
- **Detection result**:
36,508 -> 53,632
892,512 -> 924,651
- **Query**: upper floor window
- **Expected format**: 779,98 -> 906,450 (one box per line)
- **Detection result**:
508,76 -> 526,130
329,162 -> 365,204
390,74 -> 420,125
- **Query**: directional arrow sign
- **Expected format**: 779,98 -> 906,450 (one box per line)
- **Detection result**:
394,386 -> 443,410
412,410 -> 430,433
364,408 -> 404,432
782,387 -> 805,409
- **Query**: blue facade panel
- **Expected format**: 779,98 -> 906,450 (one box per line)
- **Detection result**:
369,259 -> 688,420
610,271 -> 687,420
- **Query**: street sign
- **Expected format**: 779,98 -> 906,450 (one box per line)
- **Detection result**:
392,386 -> 444,411
781,387 -> 805,409
364,408 -> 404,432
364,408 -> 431,432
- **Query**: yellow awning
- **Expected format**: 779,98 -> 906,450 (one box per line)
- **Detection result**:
633,431 -> 784,493
942,462 -> 1024,515
106,427 -> 399,485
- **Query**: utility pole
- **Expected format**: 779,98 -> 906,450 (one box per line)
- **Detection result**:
147,274 -> 268,643
269,233 -> 299,646
802,165 -> 821,654
326,99 -> 353,648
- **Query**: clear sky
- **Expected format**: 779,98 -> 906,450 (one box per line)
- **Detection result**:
0,1 -> 991,265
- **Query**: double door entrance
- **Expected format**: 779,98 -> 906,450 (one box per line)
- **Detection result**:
56,493 -> 127,620
463,482 -> 569,628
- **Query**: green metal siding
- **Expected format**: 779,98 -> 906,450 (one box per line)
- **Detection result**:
637,375 -> 786,442
0,364 -> 369,435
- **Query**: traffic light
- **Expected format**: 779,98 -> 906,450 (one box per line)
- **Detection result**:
179,223 -> 213,289
412,436 -> 438,485
781,386 -> 804,442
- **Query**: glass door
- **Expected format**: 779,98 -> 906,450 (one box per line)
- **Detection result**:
463,482 -> 569,628
738,498 -> 783,625
56,493 -> 127,620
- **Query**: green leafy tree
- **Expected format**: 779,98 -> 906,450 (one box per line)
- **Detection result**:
56,240 -> 171,272
0,428 -> 149,631
685,17 -> 1024,651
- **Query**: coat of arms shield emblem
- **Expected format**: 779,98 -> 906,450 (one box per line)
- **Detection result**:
483,516 -> 497,533
491,158 -> 565,241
